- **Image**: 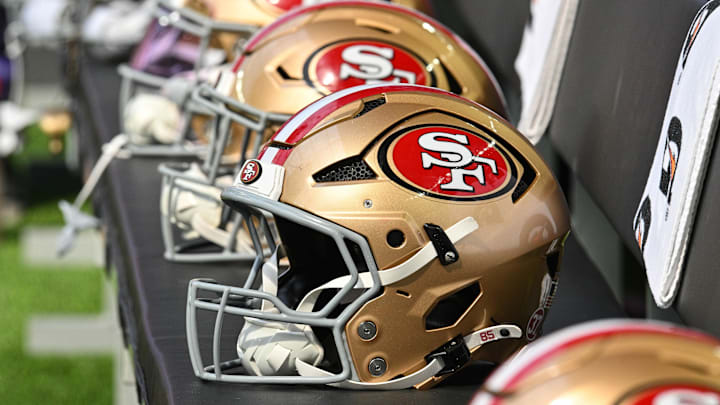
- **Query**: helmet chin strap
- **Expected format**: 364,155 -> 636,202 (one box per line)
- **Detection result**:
296,324 -> 523,390
124,64 -> 228,145
237,248 -> 324,376
291,216 -> 522,388
295,217 -> 479,312
124,93 -> 183,145
235,217 -> 522,385
161,163 -> 257,255
161,163 -> 221,225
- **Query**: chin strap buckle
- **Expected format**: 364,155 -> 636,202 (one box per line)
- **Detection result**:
426,324 -> 524,377
425,335 -> 471,376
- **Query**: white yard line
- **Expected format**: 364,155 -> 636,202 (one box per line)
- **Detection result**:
25,278 -> 138,405
21,226 -> 105,268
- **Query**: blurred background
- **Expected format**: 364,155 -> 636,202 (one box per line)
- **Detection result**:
2,0 -> 718,403
0,0 -> 129,403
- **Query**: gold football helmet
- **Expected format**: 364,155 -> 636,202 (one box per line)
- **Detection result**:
117,0 -> 297,156
159,0 -> 508,262
117,0 -> 436,156
471,319 -> 720,405
58,0 -> 292,257
185,84 -> 569,389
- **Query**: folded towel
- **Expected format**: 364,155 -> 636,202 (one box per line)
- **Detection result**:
515,0 -> 579,143
634,0 -> 720,308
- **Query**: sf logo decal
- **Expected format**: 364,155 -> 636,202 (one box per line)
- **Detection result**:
239,160 -> 262,185
419,132 -> 499,192
379,125 -> 518,201
339,44 -> 417,84
525,307 -> 545,341
308,39 -> 431,93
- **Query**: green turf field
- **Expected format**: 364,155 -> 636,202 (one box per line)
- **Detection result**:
0,128 -> 113,404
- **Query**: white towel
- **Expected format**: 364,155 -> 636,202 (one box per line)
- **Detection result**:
515,0 -> 579,143
634,0 -> 720,308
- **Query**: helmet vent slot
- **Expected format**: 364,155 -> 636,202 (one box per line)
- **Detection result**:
313,156 -> 377,183
439,60 -> 463,95
396,290 -> 411,298
354,97 -> 387,118
276,65 -> 300,81
425,282 -> 481,331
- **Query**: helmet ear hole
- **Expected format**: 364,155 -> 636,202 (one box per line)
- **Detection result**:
386,229 -> 405,248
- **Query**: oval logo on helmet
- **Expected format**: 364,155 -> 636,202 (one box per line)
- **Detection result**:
239,159 -> 262,185
525,307 -> 545,341
378,125 -> 518,201
305,39 -> 432,94
624,385 -> 720,405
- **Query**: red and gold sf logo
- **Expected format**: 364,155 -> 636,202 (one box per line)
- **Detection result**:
525,307 -> 545,341
240,159 -> 262,185
309,40 -> 429,93
380,125 -> 516,201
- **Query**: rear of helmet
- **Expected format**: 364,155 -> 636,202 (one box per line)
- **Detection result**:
472,319 -> 720,404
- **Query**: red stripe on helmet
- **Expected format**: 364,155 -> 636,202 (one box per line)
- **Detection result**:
267,84 -> 490,166
271,148 -> 293,165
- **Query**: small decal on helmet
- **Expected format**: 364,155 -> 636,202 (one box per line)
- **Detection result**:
625,384 -> 720,405
378,124 -> 518,201
525,307 -> 545,341
305,39 -> 432,94
239,159 -> 263,185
